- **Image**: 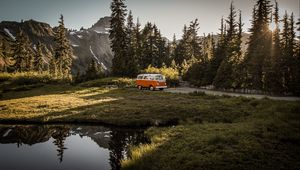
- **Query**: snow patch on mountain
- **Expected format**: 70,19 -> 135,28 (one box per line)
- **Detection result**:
4,28 -> 15,40
89,46 -> 100,64
3,129 -> 12,137
101,62 -> 107,70
77,35 -> 83,39
94,30 -> 109,34
71,44 -> 79,47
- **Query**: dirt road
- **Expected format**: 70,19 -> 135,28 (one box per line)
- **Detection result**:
165,87 -> 300,101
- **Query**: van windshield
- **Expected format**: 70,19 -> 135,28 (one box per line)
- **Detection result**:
155,75 -> 164,80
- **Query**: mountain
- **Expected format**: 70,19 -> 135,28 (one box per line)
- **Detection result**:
68,16 -> 112,73
0,17 -> 112,73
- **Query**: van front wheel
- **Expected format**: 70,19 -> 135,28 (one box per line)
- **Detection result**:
149,86 -> 155,91
138,86 -> 142,90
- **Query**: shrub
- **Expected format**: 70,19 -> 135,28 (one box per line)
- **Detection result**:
79,77 -> 135,88
0,72 -> 12,83
144,65 -> 179,87
0,72 -> 60,86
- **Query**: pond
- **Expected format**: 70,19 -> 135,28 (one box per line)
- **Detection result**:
0,124 -> 149,170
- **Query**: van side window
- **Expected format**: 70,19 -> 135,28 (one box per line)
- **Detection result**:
137,76 -> 143,79
143,76 -> 148,80
155,75 -> 163,80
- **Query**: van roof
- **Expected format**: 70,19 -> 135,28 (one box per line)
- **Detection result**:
137,74 -> 163,76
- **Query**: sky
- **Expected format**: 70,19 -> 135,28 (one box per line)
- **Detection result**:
0,0 -> 299,39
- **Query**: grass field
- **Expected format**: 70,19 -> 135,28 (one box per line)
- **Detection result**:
0,77 -> 300,169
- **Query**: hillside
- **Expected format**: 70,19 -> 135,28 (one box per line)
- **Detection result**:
0,17 -> 112,74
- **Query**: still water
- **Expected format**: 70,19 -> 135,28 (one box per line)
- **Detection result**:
0,124 -> 149,170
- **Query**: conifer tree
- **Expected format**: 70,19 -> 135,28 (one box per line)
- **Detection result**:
214,2 -> 239,89
0,39 -> 7,72
54,15 -> 73,79
175,19 -> 201,67
294,18 -> 300,95
13,29 -> 31,72
34,42 -> 44,73
110,0 -> 127,76
232,10 -> 245,89
210,17 -> 226,84
285,13 -> 296,93
266,1 -> 283,93
244,0 -> 272,90
174,25 -> 188,65
85,59 -> 98,80
280,12 -> 296,93
133,18 -> 142,71
125,10 -> 138,77
170,34 -> 177,66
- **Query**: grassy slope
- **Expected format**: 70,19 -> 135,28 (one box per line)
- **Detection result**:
1,78 -> 300,169
1,81 -> 265,126
122,99 -> 300,169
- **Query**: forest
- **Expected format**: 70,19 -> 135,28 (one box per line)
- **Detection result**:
0,0 -> 299,96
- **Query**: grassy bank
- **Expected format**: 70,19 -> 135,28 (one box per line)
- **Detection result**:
122,98 -> 300,169
1,77 -> 300,169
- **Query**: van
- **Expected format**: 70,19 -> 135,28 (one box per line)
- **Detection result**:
136,74 -> 167,91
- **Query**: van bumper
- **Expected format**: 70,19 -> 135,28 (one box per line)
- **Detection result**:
155,86 -> 167,89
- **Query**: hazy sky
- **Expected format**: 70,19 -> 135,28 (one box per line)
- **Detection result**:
0,0 -> 299,39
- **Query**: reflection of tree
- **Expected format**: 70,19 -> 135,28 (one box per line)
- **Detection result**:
0,125 -> 55,146
0,125 -> 150,168
109,130 -> 127,170
52,126 -> 70,163
108,129 -> 150,170
0,125 -> 71,163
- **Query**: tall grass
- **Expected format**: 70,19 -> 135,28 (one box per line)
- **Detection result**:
0,72 -> 69,86
79,77 -> 135,88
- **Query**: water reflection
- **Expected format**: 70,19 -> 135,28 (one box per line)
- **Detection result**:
0,124 -> 149,170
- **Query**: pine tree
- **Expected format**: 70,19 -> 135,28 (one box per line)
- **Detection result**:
0,39 -> 7,72
133,18 -> 142,71
244,0 -> 272,90
34,42 -> 44,73
54,15 -> 73,79
13,29 -> 32,72
125,10 -> 138,77
294,18 -> 300,95
210,17 -> 226,85
169,34 -> 177,66
110,0 -> 127,76
150,24 -> 159,67
265,1 -> 283,93
286,13 -> 296,93
174,25 -> 188,65
214,2 -> 239,89
280,12 -> 296,93
232,10 -> 245,89
85,59 -> 98,80
175,19 -> 201,67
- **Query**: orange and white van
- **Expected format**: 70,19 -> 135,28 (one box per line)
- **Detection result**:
136,74 -> 167,91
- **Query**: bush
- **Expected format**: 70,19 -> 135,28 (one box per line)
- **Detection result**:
0,72 -> 60,86
144,65 -> 179,87
0,72 -> 12,83
79,77 -> 135,88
